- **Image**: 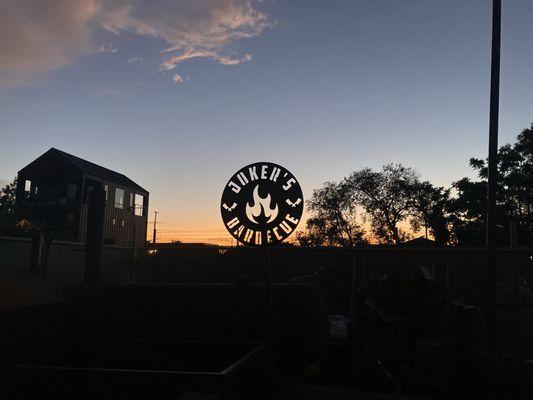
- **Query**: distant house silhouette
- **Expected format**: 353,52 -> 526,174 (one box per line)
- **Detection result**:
16,148 -> 149,247
399,236 -> 438,248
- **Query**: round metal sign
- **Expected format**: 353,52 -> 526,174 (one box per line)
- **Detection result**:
221,162 -> 304,246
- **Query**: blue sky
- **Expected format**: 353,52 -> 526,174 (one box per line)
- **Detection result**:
1,0 -> 532,243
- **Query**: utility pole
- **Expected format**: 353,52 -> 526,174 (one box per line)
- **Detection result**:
486,0 -> 501,357
152,211 -> 158,245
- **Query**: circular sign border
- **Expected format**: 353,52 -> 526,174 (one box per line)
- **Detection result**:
220,161 -> 304,247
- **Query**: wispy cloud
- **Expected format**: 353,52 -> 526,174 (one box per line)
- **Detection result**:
101,0 -> 270,82
217,53 -> 253,66
161,51 -> 253,71
127,56 -> 143,63
0,0 -> 272,85
99,43 -> 118,53
172,74 -> 184,85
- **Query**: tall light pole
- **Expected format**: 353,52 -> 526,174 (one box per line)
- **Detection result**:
152,211 -> 158,245
486,0 -> 501,354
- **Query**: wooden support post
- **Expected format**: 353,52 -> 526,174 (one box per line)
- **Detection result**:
84,189 -> 105,284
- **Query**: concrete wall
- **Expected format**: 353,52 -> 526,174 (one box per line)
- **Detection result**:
0,236 -> 32,273
0,236 -> 132,289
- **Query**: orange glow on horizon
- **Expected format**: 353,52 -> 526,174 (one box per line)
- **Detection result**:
146,213 -> 424,246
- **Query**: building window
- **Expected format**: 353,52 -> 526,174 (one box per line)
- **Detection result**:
84,185 -> 94,203
134,194 -> 144,217
121,219 -> 125,227
112,218 -> 116,226
104,184 -> 109,200
66,184 -> 77,200
129,193 -> 134,210
115,188 -> 125,209
24,180 -> 31,199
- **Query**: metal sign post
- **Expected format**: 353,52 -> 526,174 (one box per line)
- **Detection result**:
221,162 -> 304,393
265,246 -> 276,392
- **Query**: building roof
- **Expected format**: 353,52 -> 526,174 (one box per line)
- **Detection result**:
24,148 -> 148,194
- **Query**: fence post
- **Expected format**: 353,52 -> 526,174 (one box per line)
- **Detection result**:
30,228 -> 44,274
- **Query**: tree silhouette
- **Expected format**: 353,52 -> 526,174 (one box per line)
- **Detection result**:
297,181 -> 367,247
447,178 -> 487,246
301,165 -> 452,246
410,181 -> 452,245
0,177 -> 18,233
345,164 -> 418,244
450,123 -> 533,246
300,123 -> 533,247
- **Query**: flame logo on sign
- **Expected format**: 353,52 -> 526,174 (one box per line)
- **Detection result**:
246,185 -> 278,224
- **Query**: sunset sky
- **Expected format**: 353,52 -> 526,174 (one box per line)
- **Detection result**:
1,0 -> 533,244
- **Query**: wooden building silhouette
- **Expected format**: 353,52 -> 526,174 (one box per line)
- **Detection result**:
16,148 -> 149,247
